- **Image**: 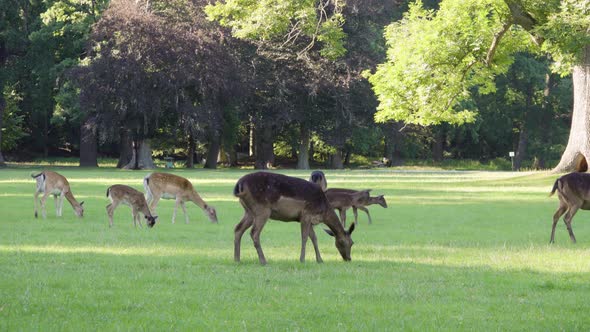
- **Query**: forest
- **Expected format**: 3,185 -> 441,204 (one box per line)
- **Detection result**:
0,0 -> 588,170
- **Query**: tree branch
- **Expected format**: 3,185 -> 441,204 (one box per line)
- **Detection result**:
485,22 -> 512,66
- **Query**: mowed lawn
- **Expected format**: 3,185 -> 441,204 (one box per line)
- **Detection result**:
1,167 -> 589,331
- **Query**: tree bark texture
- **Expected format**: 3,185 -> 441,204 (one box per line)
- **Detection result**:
79,116 -> 98,167
330,148 -> 344,169
255,125 -> 274,169
123,138 -> 155,169
117,130 -> 133,168
553,45 -> 590,173
296,124 -> 310,169
432,126 -> 444,162
186,136 -> 195,168
205,135 -> 220,169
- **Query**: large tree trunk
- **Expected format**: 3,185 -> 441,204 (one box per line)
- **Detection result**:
186,135 -> 195,168
255,125 -> 274,169
205,135 -> 220,169
117,130 -> 133,168
534,73 -> 553,169
296,124 -> 310,169
553,45 -> 590,173
0,92 -> 6,166
330,148 -> 344,169
514,125 -> 528,171
79,116 -> 98,167
123,138 -> 155,169
432,125 -> 444,162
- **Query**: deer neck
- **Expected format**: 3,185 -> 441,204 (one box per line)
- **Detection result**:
323,211 -> 347,238
189,191 -> 207,210
64,191 -> 81,208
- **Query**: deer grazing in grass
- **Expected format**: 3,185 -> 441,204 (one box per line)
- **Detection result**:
106,185 -> 157,228
549,172 -> 590,243
143,172 -> 218,224
233,172 -> 355,265
32,171 -> 84,219
309,171 -> 388,226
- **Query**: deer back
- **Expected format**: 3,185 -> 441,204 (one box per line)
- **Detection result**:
235,172 -> 331,214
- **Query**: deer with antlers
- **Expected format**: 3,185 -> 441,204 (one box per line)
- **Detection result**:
32,171 -> 84,219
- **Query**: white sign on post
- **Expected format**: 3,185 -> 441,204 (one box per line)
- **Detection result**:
509,151 -> 515,157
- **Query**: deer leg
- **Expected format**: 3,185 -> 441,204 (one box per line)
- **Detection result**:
133,207 -> 142,227
234,213 -> 253,262
148,196 -> 161,215
53,195 -> 59,216
59,192 -> 66,216
352,207 -> 359,225
171,197 -> 181,224
250,212 -> 270,265
40,192 -> 50,219
358,206 -> 372,224
338,208 -> 347,227
309,226 -> 323,263
180,201 -> 189,224
106,201 -> 119,228
550,203 -> 567,243
300,221 -> 311,263
564,206 -> 579,243
34,191 -> 40,218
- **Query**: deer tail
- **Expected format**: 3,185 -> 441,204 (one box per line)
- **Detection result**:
549,178 -> 560,197
30,172 -> 44,179
143,174 -> 152,200
106,186 -> 111,198
233,180 -> 245,197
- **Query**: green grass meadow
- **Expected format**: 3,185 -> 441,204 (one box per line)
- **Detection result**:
1,167 -> 589,331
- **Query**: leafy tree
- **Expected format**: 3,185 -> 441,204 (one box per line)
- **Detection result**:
368,0 -> 590,171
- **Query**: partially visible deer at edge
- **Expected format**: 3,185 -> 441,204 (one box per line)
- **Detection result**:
549,172 -> 590,243
32,171 -> 84,219
233,172 -> 355,265
106,184 -> 157,228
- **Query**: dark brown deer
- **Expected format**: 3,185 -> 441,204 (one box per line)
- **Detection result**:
325,188 -> 387,226
106,185 -> 157,228
549,172 -> 590,243
233,172 -> 355,265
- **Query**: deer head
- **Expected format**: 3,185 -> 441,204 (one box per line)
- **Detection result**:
145,215 -> 158,228
324,223 -> 355,261
205,205 -> 218,223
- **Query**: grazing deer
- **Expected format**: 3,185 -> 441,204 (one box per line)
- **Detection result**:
309,171 -> 388,226
31,171 -> 84,219
549,172 -> 590,243
106,185 -> 157,228
143,172 -> 218,224
233,172 -> 355,265
326,188 -> 387,226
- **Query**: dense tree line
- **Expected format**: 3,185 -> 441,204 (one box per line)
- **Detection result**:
0,0 -> 580,170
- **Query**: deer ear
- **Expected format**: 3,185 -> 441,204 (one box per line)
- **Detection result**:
324,228 -> 335,237
80,201 -> 84,206
348,223 -> 355,235
154,216 -> 158,220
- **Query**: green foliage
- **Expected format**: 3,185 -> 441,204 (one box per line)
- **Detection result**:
368,0 -> 533,126
1,88 -> 27,151
539,0 -> 590,74
205,0 -> 347,59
